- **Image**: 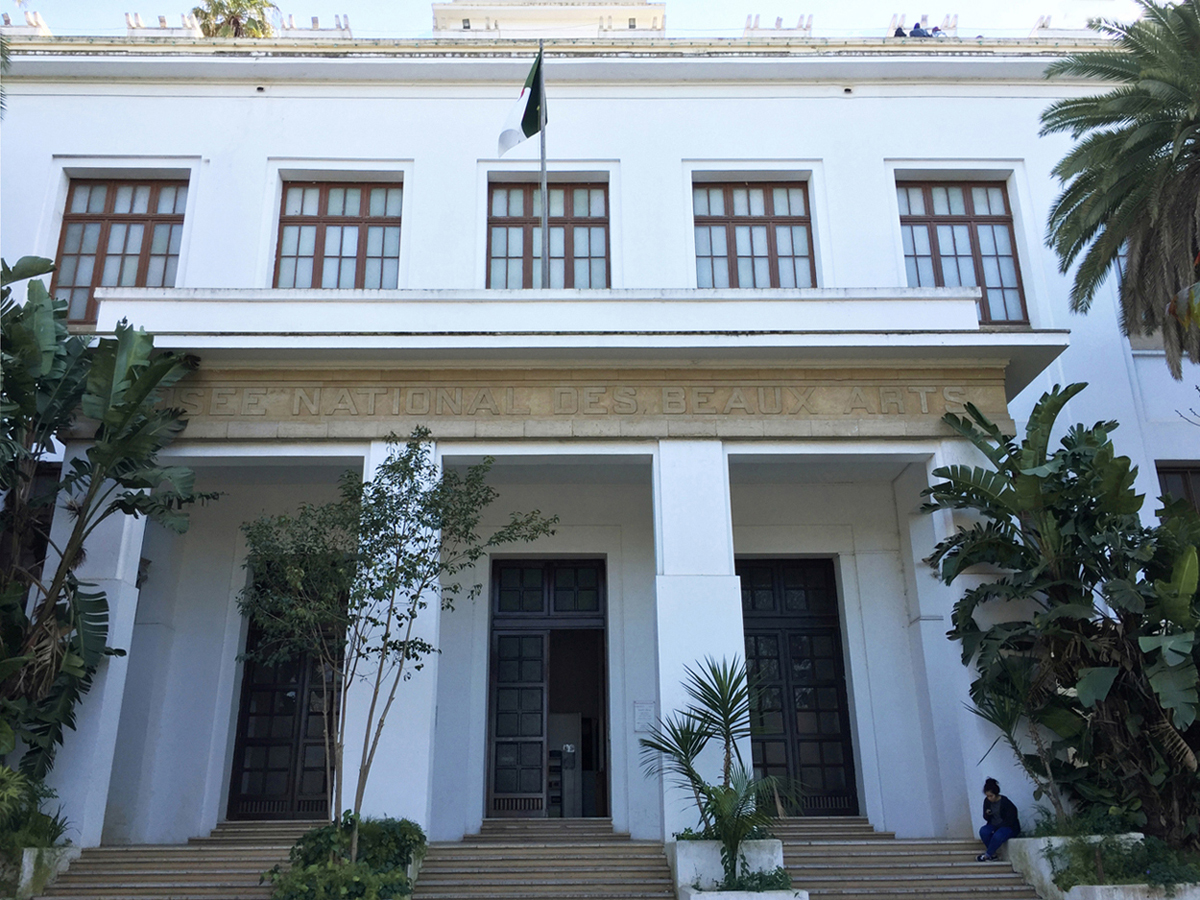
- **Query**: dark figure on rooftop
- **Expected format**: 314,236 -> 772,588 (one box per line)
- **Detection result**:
893,26 -> 906,36
909,23 -> 930,36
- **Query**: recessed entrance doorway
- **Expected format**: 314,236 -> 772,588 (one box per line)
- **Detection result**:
738,558 -> 859,816
487,560 -> 609,819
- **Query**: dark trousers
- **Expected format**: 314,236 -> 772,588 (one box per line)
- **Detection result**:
979,823 -> 1017,856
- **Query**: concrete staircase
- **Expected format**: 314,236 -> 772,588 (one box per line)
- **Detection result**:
776,817 -> 1040,900
412,818 -> 675,900
38,820 -> 315,899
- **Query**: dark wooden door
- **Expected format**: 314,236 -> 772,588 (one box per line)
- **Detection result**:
489,631 -> 549,816
739,558 -> 859,816
228,628 -> 334,820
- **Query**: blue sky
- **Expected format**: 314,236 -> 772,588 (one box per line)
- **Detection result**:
12,0 -> 1142,38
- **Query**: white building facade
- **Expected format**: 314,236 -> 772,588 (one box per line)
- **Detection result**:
3,10 -> 1197,852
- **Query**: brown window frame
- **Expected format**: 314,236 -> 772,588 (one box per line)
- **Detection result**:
273,181 -> 404,290
51,179 -> 188,325
485,182 -> 611,289
692,181 -> 817,289
1159,466 -> 1200,513
897,180 -> 1028,324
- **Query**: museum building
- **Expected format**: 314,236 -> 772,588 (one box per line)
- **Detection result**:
3,0 -> 1197,853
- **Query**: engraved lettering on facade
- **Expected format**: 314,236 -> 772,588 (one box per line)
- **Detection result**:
692,387 -> 717,414
210,388 -> 238,416
294,388 -> 320,416
722,388 -> 753,415
662,387 -> 687,414
356,387 -> 389,416
407,388 -> 431,415
554,388 -> 578,414
907,386 -> 936,414
879,387 -> 905,415
241,387 -> 268,416
943,386 -> 967,413
613,386 -> 638,414
758,387 -> 783,414
506,387 -> 532,415
466,388 -> 501,416
179,388 -> 204,415
787,387 -> 816,415
844,386 -> 874,415
329,389 -> 359,416
436,388 -> 462,416
581,387 -> 608,415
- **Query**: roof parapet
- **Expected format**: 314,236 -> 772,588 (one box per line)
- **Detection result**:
280,14 -> 353,40
743,14 -> 813,38
124,12 -> 203,37
1029,13 -> 1095,39
0,10 -> 51,36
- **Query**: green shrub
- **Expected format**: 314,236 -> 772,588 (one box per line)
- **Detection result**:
674,825 -> 773,842
1047,835 -> 1200,896
1029,805 -> 1136,838
266,860 -> 410,900
0,767 -> 69,897
723,864 -> 792,891
265,814 -> 425,900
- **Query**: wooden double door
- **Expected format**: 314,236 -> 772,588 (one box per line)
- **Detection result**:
739,558 -> 859,816
487,559 -> 609,818
227,626 -> 335,820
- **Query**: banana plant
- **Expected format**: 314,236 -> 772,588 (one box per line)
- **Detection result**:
925,383 -> 1200,848
1,257 -> 215,777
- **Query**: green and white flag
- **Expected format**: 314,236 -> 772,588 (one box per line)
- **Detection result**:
498,49 -> 546,156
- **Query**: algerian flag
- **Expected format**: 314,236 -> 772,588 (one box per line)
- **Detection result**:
498,49 -> 546,156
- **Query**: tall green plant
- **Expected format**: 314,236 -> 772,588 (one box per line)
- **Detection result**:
191,0 -> 277,37
925,383 -> 1200,848
1041,0 -> 1200,378
238,429 -> 557,860
0,257 -> 214,777
639,657 -> 787,888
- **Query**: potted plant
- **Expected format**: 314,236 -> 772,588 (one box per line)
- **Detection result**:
639,657 -> 806,899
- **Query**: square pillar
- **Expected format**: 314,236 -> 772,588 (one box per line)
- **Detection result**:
652,440 -> 746,837
43,503 -> 147,848
338,439 -> 440,829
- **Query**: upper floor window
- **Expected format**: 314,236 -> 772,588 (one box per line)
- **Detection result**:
52,179 -> 188,323
487,183 -> 609,289
275,182 -> 403,289
897,181 -> 1027,323
1159,466 -> 1200,512
693,182 -> 815,289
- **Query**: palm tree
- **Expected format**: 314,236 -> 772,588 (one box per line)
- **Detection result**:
191,0 -> 277,38
1041,0 -> 1200,379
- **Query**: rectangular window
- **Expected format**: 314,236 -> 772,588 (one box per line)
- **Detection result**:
486,183 -> 609,289
1159,466 -> 1200,513
897,181 -> 1027,323
692,182 -> 815,289
275,182 -> 403,290
52,179 -> 188,323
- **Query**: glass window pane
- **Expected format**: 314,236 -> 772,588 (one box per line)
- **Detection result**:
490,258 -> 507,287
382,258 -> 399,288
753,257 -> 769,286
711,227 -> 727,255
339,259 -> 356,288
751,224 -> 768,253
120,256 -> 139,286
82,223 -> 102,253
697,259 -> 713,288
972,186 -> 989,214
574,227 -> 589,258
367,226 -> 383,256
386,188 -> 403,216
492,189 -> 508,217
285,187 -> 304,216
989,187 -> 1004,214
693,187 -> 709,216
591,226 -> 605,256
132,185 -> 151,214
107,224 -> 127,254
151,223 -> 171,254
779,259 -> 796,288
591,258 -> 606,286
590,189 -> 605,217
298,225 -> 317,256
733,188 -> 749,216
369,188 -> 385,216
735,225 -> 751,256
573,188 -> 587,217
749,188 -> 766,216
344,188 -> 361,217
101,255 -> 121,286
114,185 -> 134,214
384,226 -> 400,256
281,225 -> 299,256
931,187 -> 949,215
790,187 -> 806,216
948,187 -> 966,214
774,187 -> 789,215
509,189 -> 524,217
302,188 -> 319,216
296,257 -> 313,287
175,185 -> 188,213
328,188 -> 345,216
550,227 -> 565,256
87,185 -> 108,213
696,226 -> 711,255
64,223 -> 84,254
70,187 -> 90,214
709,188 -> 725,216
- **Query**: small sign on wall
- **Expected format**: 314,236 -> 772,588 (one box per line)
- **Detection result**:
634,702 -> 656,733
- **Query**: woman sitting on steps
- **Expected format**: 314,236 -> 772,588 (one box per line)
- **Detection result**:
977,777 -> 1021,861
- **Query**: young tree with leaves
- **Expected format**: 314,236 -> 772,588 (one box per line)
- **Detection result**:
1042,0 -> 1200,378
0,257 -> 214,777
926,383 -> 1200,848
238,429 -> 557,860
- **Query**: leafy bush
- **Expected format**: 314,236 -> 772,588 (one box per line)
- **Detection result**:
0,767 -> 68,896
724,865 -> 793,891
674,825 -> 773,842
265,861 -> 410,900
1047,835 -> 1200,896
1029,805 -> 1135,838
265,814 -> 425,900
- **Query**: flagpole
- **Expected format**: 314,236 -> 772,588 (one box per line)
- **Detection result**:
539,39 -> 549,289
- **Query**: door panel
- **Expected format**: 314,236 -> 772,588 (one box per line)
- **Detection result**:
228,630 -> 333,820
489,632 -> 547,816
739,558 -> 858,816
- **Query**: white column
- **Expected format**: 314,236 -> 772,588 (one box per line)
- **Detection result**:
44,505 -> 147,848
652,440 -> 746,838
338,439 -> 440,829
